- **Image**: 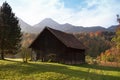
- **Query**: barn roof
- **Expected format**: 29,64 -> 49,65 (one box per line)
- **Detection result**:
30,27 -> 85,50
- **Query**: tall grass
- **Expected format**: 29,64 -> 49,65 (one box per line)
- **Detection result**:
0,59 -> 120,80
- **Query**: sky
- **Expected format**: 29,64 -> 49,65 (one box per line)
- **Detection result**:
0,0 -> 120,27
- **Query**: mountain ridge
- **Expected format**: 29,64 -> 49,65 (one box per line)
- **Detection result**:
19,18 -> 118,33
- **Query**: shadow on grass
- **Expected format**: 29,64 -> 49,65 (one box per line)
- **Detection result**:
0,60 -> 120,80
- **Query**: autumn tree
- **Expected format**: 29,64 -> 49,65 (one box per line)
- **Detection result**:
98,15 -> 120,64
0,2 -> 22,59
112,15 -> 120,50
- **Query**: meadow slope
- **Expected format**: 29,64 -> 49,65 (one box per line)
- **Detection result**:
0,59 -> 120,80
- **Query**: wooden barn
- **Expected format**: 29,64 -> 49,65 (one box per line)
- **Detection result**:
29,27 -> 86,64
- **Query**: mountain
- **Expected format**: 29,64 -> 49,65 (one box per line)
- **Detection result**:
19,18 -> 118,33
33,18 -> 118,33
18,18 -> 35,33
106,25 -> 118,32
61,23 -> 75,31
66,26 -> 106,33
34,18 -> 60,29
33,18 -> 75,32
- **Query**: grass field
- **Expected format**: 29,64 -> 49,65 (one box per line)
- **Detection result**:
0,59 -> 120,80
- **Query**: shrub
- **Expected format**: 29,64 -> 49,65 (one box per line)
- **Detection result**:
86,55 -> 97,64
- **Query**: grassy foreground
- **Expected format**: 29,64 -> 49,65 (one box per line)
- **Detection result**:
0,59 -> 120,80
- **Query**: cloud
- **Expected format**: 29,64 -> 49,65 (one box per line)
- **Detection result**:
0,0 -> 120,27
64,0 -> 120,27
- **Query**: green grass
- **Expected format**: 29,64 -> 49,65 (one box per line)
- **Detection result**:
0,59 -> 120,80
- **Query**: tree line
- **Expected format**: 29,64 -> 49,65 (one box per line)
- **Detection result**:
74,31 -> 114,57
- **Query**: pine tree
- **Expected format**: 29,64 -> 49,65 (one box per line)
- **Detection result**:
0,2 -> 22,59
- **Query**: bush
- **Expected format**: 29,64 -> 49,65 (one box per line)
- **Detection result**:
98,48 -> 120,62
86,55 -> 97,64
20,48 -> 32,63
106,55 -> 115,62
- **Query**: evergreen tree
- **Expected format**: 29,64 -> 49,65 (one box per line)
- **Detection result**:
0,2 -> 22,59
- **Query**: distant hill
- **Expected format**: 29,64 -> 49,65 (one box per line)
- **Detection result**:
66,26 -> 106,33
106,25 -> 118,32
19,18 -> 118,33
